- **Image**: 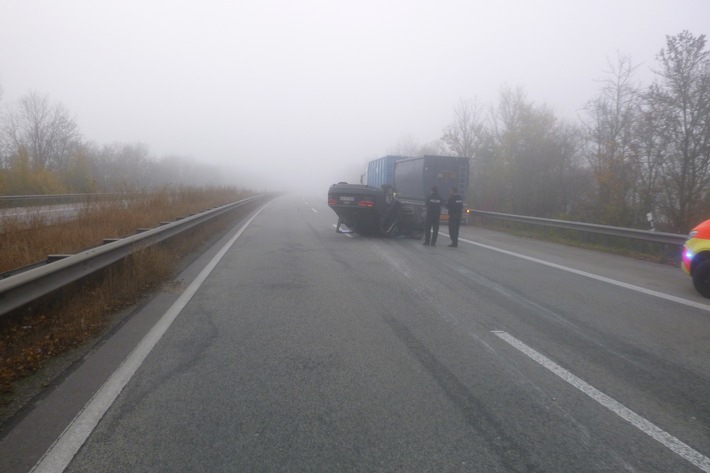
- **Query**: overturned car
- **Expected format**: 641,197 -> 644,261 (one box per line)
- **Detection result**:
328,155 -> 470,237
327,183 -> 404,236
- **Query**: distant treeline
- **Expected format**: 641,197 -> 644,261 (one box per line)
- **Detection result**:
394,31 -> 710,233
2,31 -> 709,233
0,94 -> 235,196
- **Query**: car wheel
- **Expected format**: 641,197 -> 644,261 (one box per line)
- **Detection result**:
379,199 -> 399,236
381,185 -> 395,210
692,260 -> 710,297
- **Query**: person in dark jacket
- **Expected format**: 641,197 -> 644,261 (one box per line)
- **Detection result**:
445,187 -> 463,247
423,186 -> 442,246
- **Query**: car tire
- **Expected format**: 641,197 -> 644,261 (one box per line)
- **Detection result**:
381,184 -> 395,210
379,199 -> 400,236
692,260 -> 710,298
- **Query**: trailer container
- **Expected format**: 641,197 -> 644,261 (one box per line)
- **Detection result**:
394,156 -> 469,202
365,155 -> 401,188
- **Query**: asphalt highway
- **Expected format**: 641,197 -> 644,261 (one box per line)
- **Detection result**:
1,195 -> 709,472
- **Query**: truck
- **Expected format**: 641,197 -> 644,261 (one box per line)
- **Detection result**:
328,155 -> 470,236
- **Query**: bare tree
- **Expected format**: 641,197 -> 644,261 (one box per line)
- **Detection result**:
442,98 -> 486,158
1,91 -> 81,171
488,85 -> 582,217
636,92 -> 668,228
386,134 -> 421,157
0,88 -> 6,170
93,142 -> 156,190
580,54 -> 642,226
417,140 -> 448,157
647,31 -> 710,231
386,135 -> 450,159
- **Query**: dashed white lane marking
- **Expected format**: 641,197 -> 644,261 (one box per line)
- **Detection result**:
444,233 -> 710,313
492,330 -> 710,472
312,208 -> 318,213
30,203 -> 272,473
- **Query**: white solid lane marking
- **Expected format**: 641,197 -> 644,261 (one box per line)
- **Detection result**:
492,330 -> 710,472
444,232 -> 710,313
31,202 -> 272,473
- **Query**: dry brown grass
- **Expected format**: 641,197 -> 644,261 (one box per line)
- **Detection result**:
0,187 -> 250,273
0,187 -> 257,396
469,216 -> 683,265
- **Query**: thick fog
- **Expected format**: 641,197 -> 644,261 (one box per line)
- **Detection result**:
1,0 -> 708,192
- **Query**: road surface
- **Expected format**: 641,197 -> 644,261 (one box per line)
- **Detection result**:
1,195 -> 709,472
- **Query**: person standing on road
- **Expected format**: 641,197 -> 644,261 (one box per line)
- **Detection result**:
445,187 -> 463,247
423,186 -> 442,246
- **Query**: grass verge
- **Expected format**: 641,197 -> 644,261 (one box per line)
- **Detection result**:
471,216 -> 682,265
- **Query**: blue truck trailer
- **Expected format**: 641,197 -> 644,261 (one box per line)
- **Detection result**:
328,155 -> 470,236
365,155 -> 400,188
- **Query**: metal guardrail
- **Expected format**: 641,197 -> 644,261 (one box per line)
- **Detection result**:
469,210 -> 688,246
0,195 -> 266,318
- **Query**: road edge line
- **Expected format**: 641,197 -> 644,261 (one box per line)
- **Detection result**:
30,202 -> 271,473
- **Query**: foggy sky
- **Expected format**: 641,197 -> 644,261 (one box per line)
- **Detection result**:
1,0 -> 709,192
